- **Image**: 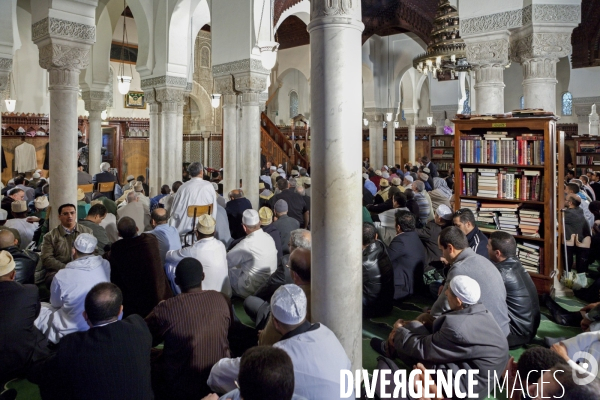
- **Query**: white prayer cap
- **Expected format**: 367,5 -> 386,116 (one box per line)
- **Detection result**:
382,165 -> 389,170
73,233 -> 97,254
211,182 -> 218,191
270,166 -> 277,171
35,169 -> 42,174
277,168 -> 285,174
362,173 -> 369,180
382,172 -> 390,179
436,204 -> 454,220
32,172 -> 41,179
0,209 -> 7,221
404,175 -> 414,183
449,275 -> 481,305
271,284 -> 307,325
242,209 -> 260,226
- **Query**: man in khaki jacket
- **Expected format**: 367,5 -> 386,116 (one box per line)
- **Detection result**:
40,203 -> 94,287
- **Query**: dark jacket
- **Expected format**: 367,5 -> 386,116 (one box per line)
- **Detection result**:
92,171 -> 118,200
2,246 -> 39,285
387,230 -> 426,300
362,240 -> 394,317
1,196 -> 15,219
495,257 -> 541,348
269,189 -> 309,228
466,226 -> 489,259
272,214 -> 300,255
564,206 -> 591,242
363,186 -> 374,206
225,197 -> 253,240
394,303 -> 509,399
262,224 -> 283,262
30,315 -> 153,400
417,220 -> 448,270
426,161 -> 439,178
0,281 -> 50,385
108,233 -> 173,318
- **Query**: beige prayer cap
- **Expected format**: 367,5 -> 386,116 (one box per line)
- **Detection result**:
196,214 -> 216,234
375,170 -> 382,176
0,250 -> 16,276
134,181 -> 144,192
379,179 -> 389,188
11,200 -> 27,213
259,182 -> 265,190
77,188 -> 85,201
259,207 -> 273,226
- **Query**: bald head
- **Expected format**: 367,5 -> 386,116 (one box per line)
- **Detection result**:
0,229 -> 16,249
289,247 -> 311,284
229,189 -> 243,199
127,191 -> 138,203
151,208 -> 169,225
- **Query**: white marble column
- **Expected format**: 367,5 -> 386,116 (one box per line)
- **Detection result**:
216,76 -> 238,194
0,59 -> 11,171
521,58 -> 558,113
386,113 -> 396,166
202,131 -> 211,166
308,0 -> 364,371
366,112 -> 384,170
144,89 -> 160,196
408,124 -> 416,164
234,72 -> 267,209
82,90 -> 109,179
156,87 -> 185,189
473,65 -> 505,114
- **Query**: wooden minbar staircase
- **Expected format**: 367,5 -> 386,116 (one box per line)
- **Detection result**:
261,113 -> 309,171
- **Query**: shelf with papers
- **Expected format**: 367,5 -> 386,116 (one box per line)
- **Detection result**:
459,196 -> 544,205
459,163 -> 545,169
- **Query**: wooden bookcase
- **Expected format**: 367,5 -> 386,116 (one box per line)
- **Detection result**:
430,134 -> 455,176
571,136 -> 600,176
452,117 -> 558,294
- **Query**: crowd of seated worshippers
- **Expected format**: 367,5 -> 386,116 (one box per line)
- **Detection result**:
2,159 -> 600,399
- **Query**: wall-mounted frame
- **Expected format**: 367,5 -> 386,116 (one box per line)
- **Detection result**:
124,91 -> 146,109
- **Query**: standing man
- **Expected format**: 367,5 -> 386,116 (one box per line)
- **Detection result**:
421,155 -> 438,178
225,189 -> 253,240
273,200 -> 300,255
169,162 -> 217,235
269,179 -> 309,229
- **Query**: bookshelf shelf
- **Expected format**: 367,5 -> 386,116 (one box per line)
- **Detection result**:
453,117 -> 558,294
459,195 -> 544,205
430,135 -> 454,178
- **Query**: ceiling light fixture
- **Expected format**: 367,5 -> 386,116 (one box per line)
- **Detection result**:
117,0 -> 133,95
256,0 -> 279,70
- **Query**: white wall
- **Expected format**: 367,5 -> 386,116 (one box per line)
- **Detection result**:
569,66 -> 600,98
275,45 -> 310,81
112,15 -> 138,45
430,78 -> 459,107
272,68 -> 309,125
104,61 -> 149,119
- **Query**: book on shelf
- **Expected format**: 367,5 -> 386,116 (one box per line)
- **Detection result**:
460,134 -> 544,165
460,168 -> 543,201
517,242 -> 543,273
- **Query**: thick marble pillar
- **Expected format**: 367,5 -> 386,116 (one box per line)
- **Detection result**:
365,111 -> 384,170
0,59 -> 11,171
308,0 -> 364,371
202,131 -> 211,166
234,71 -> 267,209
33,20 -> 94,228
144,89 -> 160,196
215,76 -> 238,194
386,115 -> 396,166
521,58 -> 559,113
408,125 -> 416,164
82,90 -> 109,178
464,37 -> 509,114
156,87 -> 185,189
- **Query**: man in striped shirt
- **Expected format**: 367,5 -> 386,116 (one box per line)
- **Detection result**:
146,258 -> 232,399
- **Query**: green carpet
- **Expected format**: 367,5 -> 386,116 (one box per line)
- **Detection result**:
4,294 -> 588,400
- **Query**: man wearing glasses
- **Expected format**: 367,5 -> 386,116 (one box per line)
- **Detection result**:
40,203 -> 94,287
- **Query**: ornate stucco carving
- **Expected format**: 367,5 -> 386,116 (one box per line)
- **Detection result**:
521,58 -> 557,80
311,0 -> 355,17
38,43 -> 91,71
140,75 -> 188,90
465,39 -> 509,65
510,32 -> 572,63
47,68 -> 80,88
144,88 -> 157,104
214,75 -> 236,95
461,4 -> 579,37
0,73 -> 9,92
233,73 -> 268,93
82,90 -> 110,112
32,18 -> 95,43
155,87 -> 185,104
212,58 -> 269,77
0,58 -> 13,71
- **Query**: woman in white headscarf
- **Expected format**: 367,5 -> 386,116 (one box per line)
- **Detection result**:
429,177 -> 452,211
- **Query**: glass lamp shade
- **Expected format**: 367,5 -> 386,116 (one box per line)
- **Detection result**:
5,99 -> 16,112
258,42 -> 280,70
363,118 -> 369,126
386,112 -> 393,122
101,110 -> 108,120
117,76 -> 132,95
427,116 -> 433,126
394,121 -> 400,129
211,94 -> 221,109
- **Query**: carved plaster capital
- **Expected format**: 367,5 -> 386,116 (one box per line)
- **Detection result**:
521,57 -> 558,81
38,42 -> 91,71
510,32 -> 572,63
82,90 -> 110,112
0,71 -> 9,92
140,75 -> 188,90
465,38 -> 510,66
214,75 -> 236,95
0,58 -> 13,72
234,72 -> 268,94
32,17 -> 96,44
155,87 -> 185,105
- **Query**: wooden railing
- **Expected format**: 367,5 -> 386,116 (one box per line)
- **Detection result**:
261,113 -> 308,171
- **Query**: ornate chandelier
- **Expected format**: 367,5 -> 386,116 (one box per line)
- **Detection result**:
413,0 -> 470,80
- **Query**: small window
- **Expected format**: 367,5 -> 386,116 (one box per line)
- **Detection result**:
289,91 -> 298,119
562,92 -> 573,116
520,95 -> 524,109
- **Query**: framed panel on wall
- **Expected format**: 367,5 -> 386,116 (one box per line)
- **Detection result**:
124,91 -> 146,109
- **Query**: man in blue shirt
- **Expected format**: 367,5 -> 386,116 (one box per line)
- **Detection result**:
150,185 -> 171,211
146,208 -> 181,265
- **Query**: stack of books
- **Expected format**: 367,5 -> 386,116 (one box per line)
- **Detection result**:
478,202 -> 520,234
476,210 -> 498,233
497,169 -> 543,201
517,242 -> 542,273
519,208 -> 542,238
477,169 -> 499,198
460,199 -> 478,214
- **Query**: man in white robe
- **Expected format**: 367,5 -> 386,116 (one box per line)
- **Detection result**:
169,162 -> 217,235
208,284 -> 353,400
34,234 -> 110,344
